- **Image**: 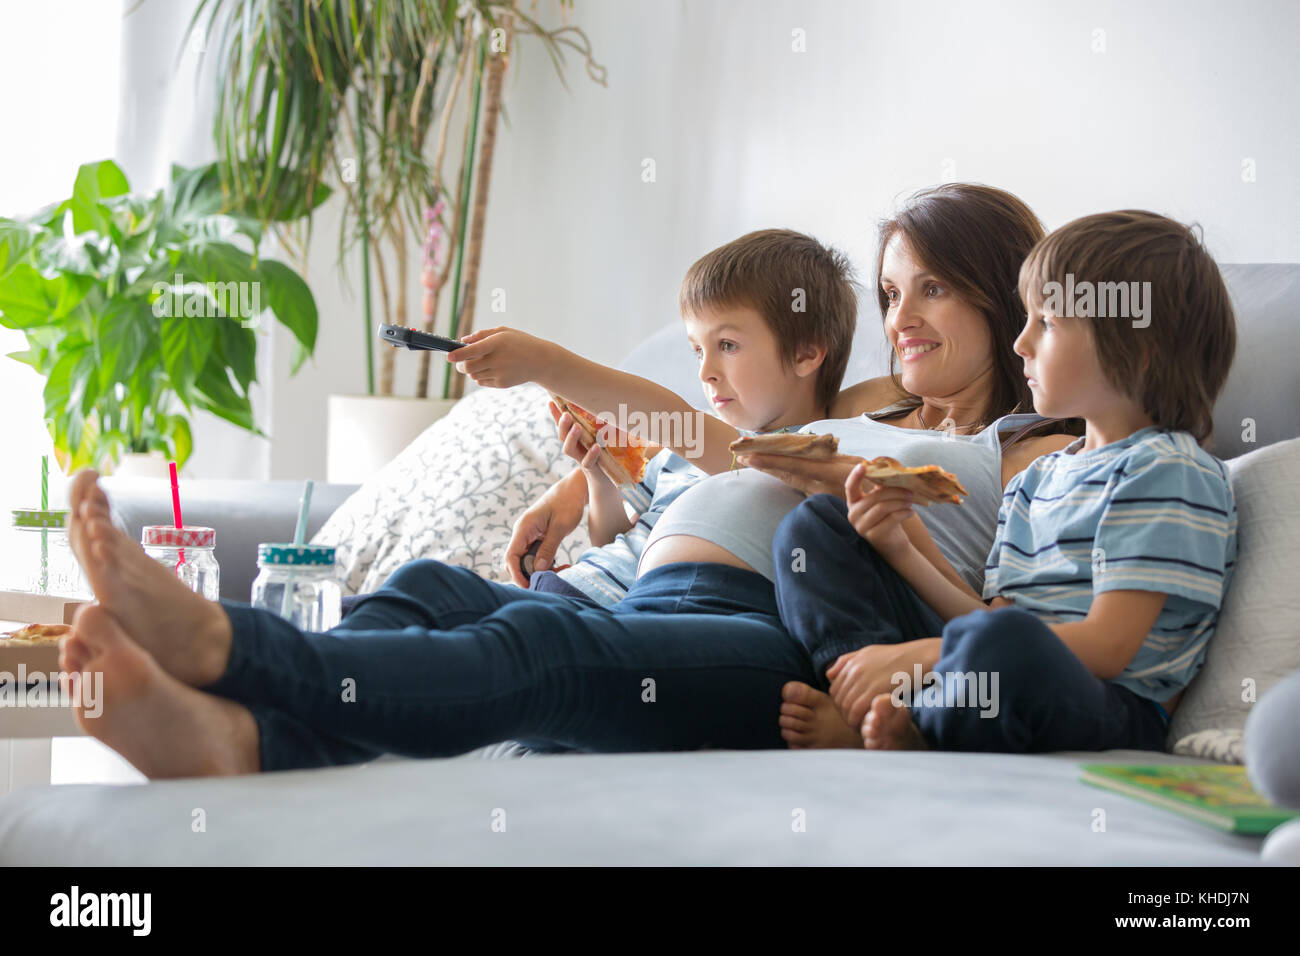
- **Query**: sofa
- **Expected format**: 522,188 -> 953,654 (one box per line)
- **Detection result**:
0,263 -> 1295,865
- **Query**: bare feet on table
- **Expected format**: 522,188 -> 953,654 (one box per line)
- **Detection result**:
779,681 -> 865,749
67,469 -> 231,687
860,693 -> 929,750
59,604 -> 260,778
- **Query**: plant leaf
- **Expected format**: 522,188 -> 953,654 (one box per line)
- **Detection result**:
255,259 -> 317,361
160,312 -> 216,406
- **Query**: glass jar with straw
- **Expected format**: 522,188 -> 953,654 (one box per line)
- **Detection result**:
2,456 -> 91,598
139,461 -> 220,600
250,481 -> 342,629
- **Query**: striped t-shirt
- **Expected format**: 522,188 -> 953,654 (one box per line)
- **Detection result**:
982,426 -> 1237,701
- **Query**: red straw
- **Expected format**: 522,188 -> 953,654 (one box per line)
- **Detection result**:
169,461 -> 186,565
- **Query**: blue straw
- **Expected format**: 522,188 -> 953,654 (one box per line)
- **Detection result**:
280,480 -> 314,618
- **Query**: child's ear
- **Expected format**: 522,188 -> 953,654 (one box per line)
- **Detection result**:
794,342 -> 828,378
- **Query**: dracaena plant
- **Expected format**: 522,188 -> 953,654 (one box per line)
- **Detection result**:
0,159 -> 327,473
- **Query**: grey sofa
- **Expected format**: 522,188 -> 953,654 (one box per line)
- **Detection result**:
1,263 -> 1295,865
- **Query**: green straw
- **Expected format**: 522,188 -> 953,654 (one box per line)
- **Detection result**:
280,480 -> 314,619
39,455 -> 48,592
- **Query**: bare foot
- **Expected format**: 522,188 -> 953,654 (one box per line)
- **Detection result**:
861,693 -> 929,750
779,681 -> 865,749
67,469 -> 230,686
59,604 -> 259,778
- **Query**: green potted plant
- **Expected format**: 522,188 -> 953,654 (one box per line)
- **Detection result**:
0,160 -> 325,477
190,0 -> 605,480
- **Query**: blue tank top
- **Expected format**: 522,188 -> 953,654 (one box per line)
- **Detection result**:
640,404 -> 1048,590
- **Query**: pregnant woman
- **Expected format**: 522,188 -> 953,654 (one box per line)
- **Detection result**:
58,185 -> 1076,777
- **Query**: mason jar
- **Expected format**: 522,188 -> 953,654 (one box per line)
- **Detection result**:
141,525 -> 221,600
250,543 -> 341,631
5,508 -> 91,598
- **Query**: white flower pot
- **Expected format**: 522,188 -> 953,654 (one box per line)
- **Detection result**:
326,394 -> 459,484
108,451 -> 174,480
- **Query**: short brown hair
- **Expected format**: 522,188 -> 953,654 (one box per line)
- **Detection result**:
876,183 -> 1049,433
1018,210 -> 1236,447
678,229 -> 859,410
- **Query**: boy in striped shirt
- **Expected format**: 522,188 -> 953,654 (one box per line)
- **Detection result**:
831,211 -> 1238,752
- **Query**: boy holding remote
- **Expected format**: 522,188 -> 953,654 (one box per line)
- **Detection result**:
445,227 -> 860,606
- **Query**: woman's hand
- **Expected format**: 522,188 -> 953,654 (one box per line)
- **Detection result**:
826,638 -> 941,729
844,462 -> 916,562
446,327 -> 563,389
736,453 -> 861,498
503,469 -> 586,586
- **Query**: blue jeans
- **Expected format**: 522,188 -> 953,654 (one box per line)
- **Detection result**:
772,494 -> 1169,753
210,560 -> 817,771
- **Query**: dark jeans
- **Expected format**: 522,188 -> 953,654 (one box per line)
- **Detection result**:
771,494 -> 1169,753
210,560 -> 818,771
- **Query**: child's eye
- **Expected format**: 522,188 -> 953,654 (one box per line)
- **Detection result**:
926,283 -> 943,297
691,346 -> 703,359
719,340 -> 737,353
883,287 -> 899,304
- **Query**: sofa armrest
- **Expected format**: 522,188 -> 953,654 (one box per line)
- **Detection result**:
99,478 -> 360,603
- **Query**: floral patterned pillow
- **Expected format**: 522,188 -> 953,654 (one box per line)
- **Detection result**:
312,383 -> 591,596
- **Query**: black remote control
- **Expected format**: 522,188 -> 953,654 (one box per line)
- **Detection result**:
378,323 -> 466,352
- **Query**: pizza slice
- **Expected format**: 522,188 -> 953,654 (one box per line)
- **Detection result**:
0,623 -> 72,645
855,456 -> 968,506
727,432 -> 839,459
550,394 -> 653,485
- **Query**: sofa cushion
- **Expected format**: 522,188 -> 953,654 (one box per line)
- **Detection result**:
311,383 -> 591,595
1169,437 -> 1300,758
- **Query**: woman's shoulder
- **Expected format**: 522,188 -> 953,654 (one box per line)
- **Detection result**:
1000,432 -> 1078,488
830,376 -> 911,419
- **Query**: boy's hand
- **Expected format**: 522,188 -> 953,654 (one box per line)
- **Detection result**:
550,400 -> 615,487
446,326 -> 560,389
504,471 -> 586,586
826,639 -> 940,729
845,461 -> 917,561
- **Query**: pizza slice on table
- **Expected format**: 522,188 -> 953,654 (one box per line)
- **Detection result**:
0,623 -> 72,645
549,394 -> 652,486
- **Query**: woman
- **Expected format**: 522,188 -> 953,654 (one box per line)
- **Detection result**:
60,185 -> 1078,776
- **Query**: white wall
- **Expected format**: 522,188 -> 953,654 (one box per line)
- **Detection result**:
113,0 -> 1300,480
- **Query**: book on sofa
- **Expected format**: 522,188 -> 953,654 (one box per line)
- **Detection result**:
1080,763 -> 1300,835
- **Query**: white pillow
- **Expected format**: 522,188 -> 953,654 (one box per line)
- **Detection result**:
312,384 -> 592,595
1168,437 -> 1300,760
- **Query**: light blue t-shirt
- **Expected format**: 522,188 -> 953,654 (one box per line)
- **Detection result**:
983,426 -> 1237,701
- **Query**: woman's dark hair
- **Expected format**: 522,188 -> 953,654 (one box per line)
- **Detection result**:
875,183 -> 1083,445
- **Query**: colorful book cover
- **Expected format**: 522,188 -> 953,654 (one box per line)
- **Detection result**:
1080,763 -> 1300,835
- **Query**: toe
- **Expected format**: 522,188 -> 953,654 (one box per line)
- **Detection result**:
781,681 -> 818,705
60,635 -> 90,673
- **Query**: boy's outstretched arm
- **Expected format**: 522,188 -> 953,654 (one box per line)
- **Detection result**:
446,326 -> 741,473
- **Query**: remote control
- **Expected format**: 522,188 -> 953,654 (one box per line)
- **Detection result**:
378,323 -> 466,352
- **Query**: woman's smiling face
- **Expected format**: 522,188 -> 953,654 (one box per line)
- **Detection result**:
879,233 -> 994,401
